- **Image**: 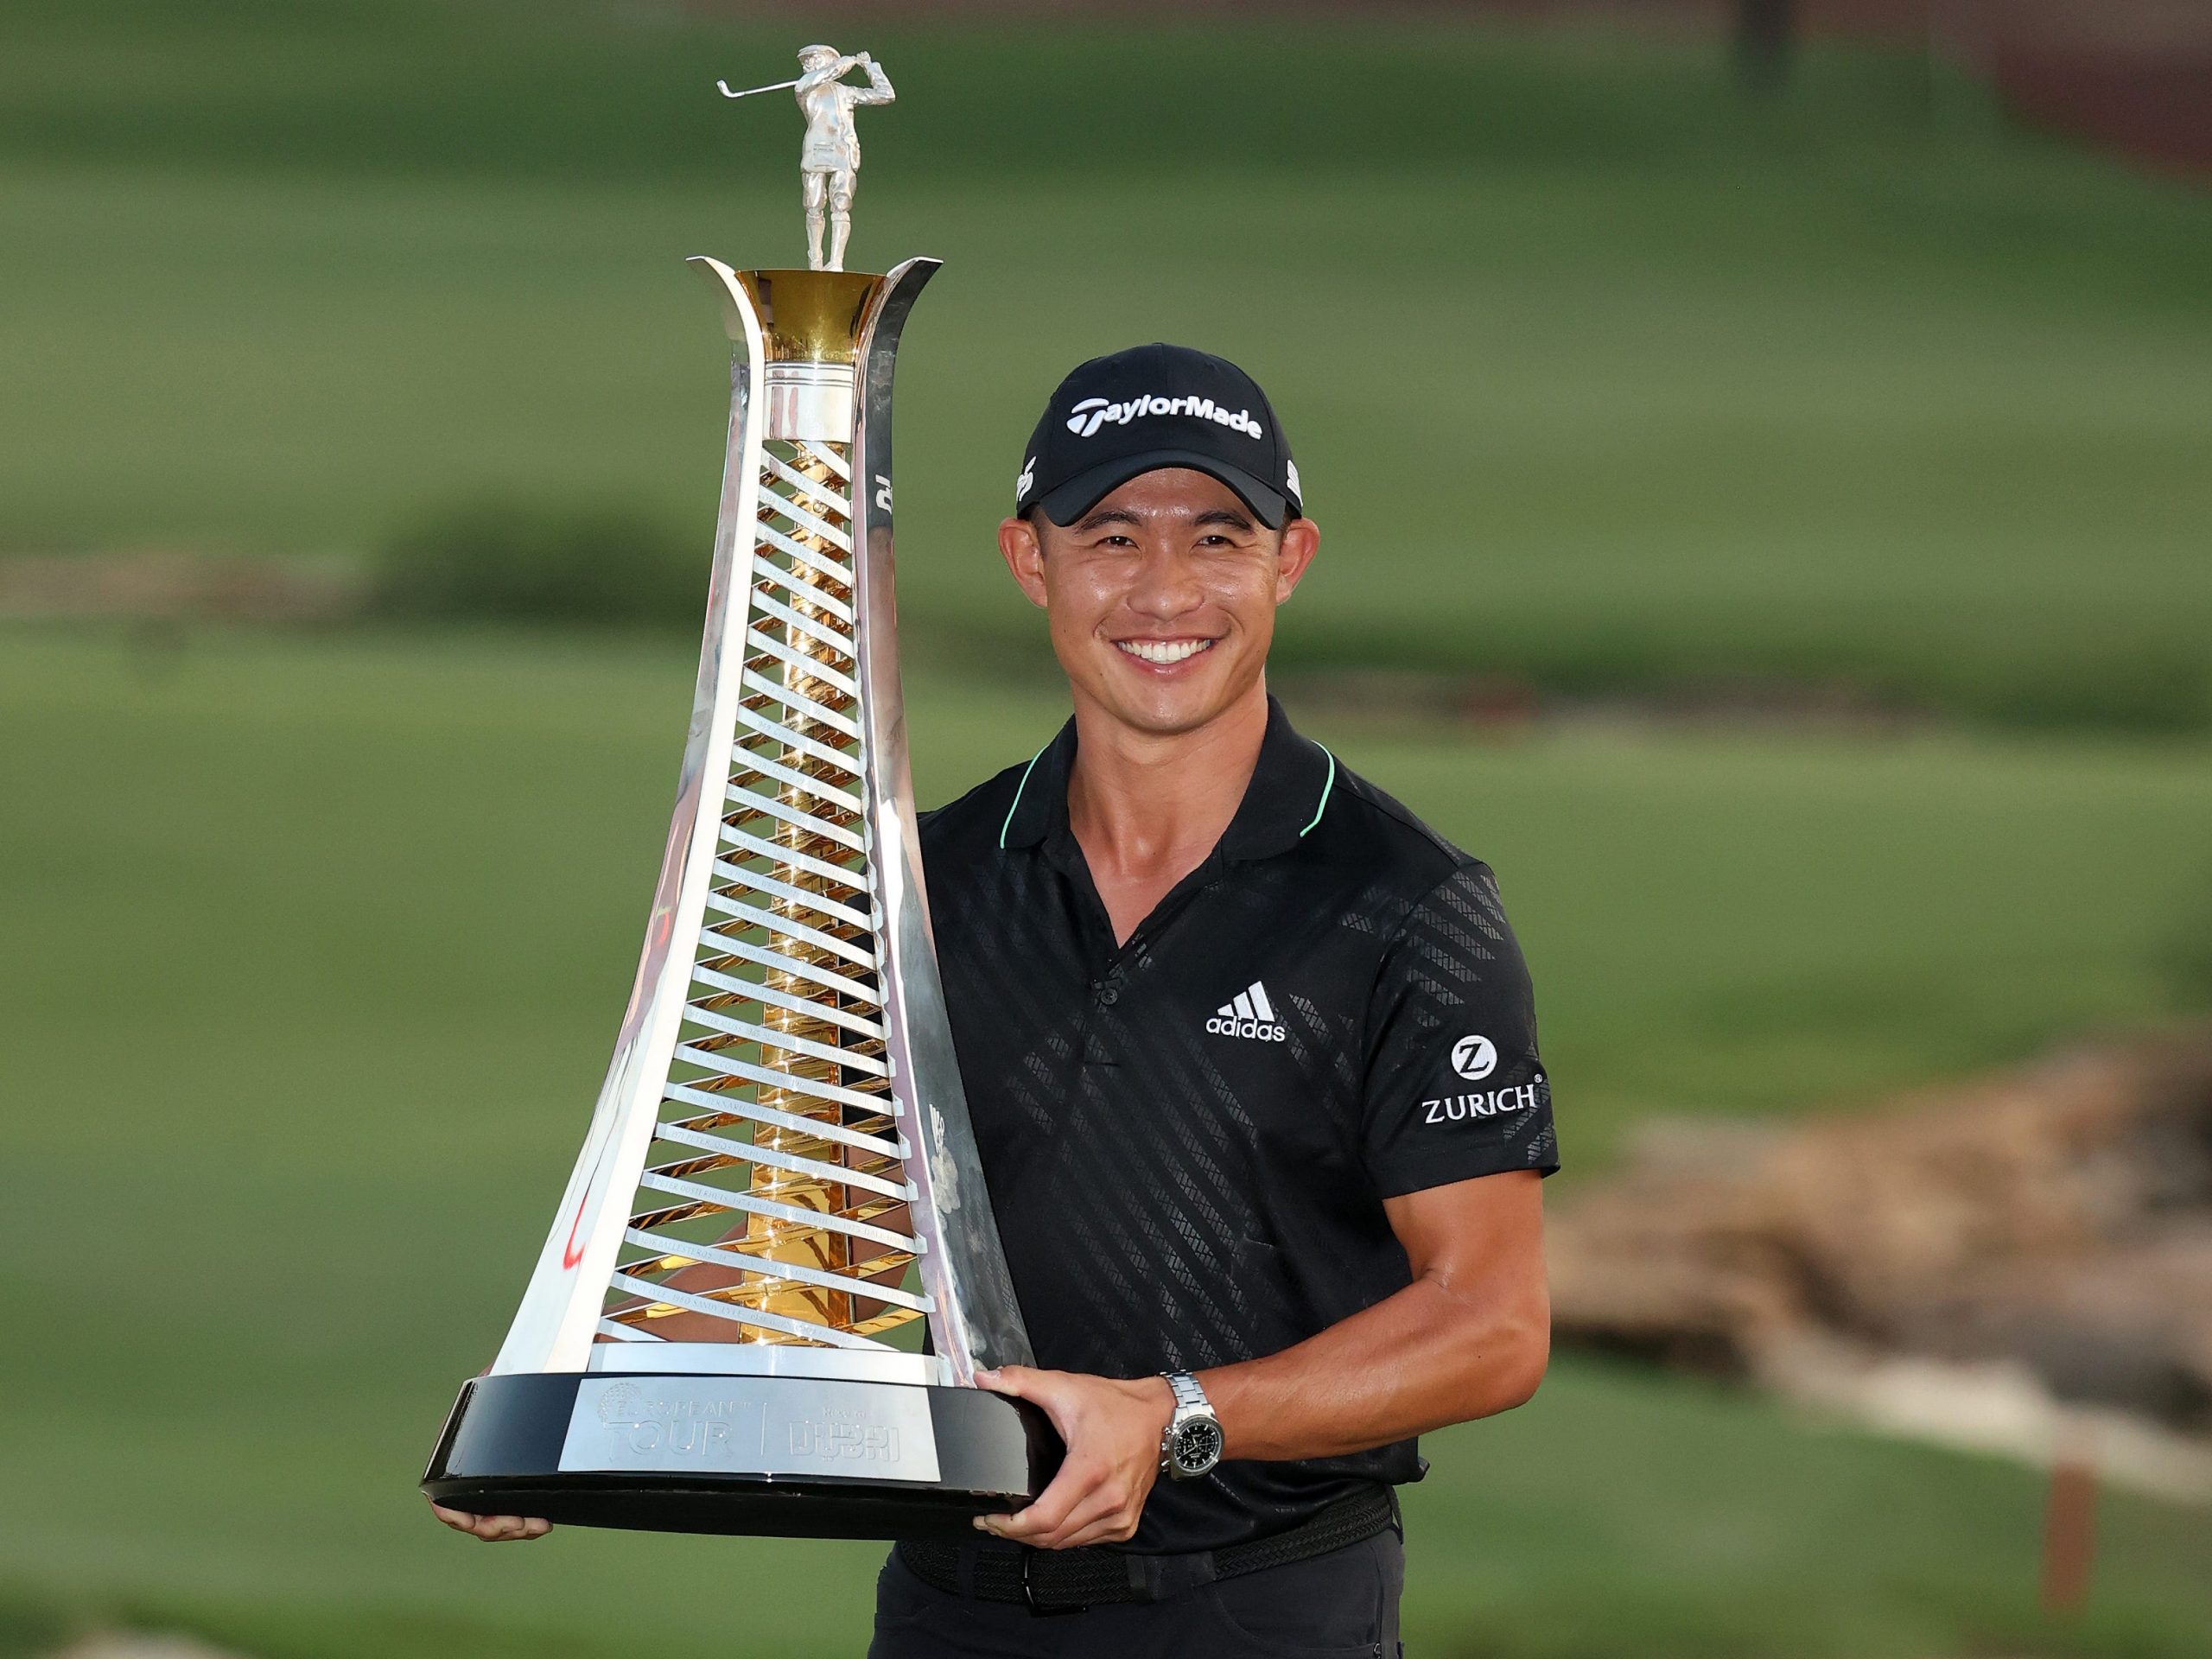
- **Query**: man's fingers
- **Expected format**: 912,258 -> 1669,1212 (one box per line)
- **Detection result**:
975,1453 -> 1096,1541
978,1460 -> 1132,1548
1031,1488 -> 1131,1551
975,1367 -> 1085,1440
1058,1509 -> 1141,1550
429,1500 -> 505,1536
428,1499 -> 551,1541
978,1482 -> 1079,1541
1007,1497 -> 1131,1552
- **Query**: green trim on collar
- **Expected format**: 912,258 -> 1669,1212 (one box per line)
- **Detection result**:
999,742 -> 1052,850
1299,745 -> 1337,837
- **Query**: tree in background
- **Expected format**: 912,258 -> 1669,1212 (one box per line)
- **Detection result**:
1736,0 -> 1796,91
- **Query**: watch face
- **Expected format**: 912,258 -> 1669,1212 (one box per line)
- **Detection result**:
1169,1416 -> 1224,1477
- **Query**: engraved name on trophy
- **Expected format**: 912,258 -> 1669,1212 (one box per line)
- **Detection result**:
422,48 -> 1059,1539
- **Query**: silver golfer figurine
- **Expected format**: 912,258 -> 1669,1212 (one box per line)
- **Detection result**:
716,45 -> 896,272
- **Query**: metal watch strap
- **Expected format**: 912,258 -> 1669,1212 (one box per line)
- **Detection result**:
1159,1369 -> 1219,1480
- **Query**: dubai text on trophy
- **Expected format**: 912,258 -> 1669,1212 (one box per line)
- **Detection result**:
422,48 -> 1058,1538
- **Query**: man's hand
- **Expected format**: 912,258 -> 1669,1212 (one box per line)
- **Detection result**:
972,1367 -> 1173,1549
429,1500 -> 551,1542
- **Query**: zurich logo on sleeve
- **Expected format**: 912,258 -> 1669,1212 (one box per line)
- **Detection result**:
1424,1035 -> 1545,1126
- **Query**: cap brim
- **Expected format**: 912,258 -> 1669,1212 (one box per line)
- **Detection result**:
1034,450 -> 1292,531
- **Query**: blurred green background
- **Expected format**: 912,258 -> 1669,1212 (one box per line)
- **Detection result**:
3,3 -> 2209,1656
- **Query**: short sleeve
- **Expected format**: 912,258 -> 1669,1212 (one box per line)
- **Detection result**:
1359,861 -> 1558,1197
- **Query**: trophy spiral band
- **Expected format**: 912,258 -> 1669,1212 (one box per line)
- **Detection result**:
422,257 -> 1059,1539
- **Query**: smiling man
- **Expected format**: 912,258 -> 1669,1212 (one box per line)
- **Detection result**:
869,343 -> 1560,1656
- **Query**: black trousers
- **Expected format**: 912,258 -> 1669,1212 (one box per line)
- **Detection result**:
866,1529 -> 1404,1658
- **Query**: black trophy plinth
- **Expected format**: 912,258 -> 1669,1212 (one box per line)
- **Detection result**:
423,1372 -> 1061,1540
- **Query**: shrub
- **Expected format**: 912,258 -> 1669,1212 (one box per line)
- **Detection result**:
374,498 -> 704,627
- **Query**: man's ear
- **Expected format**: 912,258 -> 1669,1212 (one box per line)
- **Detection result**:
1274,517 -> 1319,603
999,515 -> 1049,610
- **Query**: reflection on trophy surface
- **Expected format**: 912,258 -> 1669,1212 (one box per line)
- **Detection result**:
421,44 -> 1058,1541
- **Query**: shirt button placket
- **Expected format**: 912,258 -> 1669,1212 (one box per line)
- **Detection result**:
1082,969 -> 1122,1067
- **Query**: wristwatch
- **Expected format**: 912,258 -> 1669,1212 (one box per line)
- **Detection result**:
1158,1370 -> 1225,1480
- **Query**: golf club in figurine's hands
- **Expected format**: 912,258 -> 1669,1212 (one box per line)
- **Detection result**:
422,48 -> 1059,1541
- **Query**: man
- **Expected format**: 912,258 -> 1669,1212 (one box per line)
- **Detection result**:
870,343 -> 1556,1654
436,344 -> 1558,1658
793,43 -> 893,272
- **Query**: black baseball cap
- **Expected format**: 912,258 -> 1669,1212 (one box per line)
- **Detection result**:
1014,343 -> 1303,529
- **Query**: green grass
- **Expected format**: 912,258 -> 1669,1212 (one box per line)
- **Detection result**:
3,627 -> 2210,1656
3,2 -> 2211,726
6,5 -> 2212,1651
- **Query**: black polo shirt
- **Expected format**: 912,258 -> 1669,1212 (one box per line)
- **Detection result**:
918,696 -> 1558,1555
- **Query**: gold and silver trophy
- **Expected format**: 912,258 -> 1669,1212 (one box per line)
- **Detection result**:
422,48 -> 1058,1538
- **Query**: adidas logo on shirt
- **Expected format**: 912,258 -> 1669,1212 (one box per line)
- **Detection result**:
1205,981 -> 1287,1043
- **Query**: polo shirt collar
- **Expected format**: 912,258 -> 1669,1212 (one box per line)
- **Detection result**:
997,694 -> 1334,864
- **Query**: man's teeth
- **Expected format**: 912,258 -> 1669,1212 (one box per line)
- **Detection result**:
1116,639 -> 1214,665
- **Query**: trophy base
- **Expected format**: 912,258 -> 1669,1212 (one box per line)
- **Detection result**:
423,1371 -> 1061,1540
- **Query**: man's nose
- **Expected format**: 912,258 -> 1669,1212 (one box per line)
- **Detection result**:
1123,543 -> 1205,620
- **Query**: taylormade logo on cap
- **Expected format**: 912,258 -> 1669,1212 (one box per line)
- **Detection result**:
1065,394 -> 1264,442
1016,343 -> 1297,525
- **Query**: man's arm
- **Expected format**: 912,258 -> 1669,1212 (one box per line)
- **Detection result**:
1207,1168 -> 1547,1458
976,1166 -> 1548,1549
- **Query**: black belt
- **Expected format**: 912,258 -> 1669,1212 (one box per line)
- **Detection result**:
897,1484 -> 1399,1615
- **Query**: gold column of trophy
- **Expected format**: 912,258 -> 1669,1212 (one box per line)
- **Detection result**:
423,48 -> 1058,1538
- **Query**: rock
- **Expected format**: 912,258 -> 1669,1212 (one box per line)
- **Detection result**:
1548,1032 -> 2212,1433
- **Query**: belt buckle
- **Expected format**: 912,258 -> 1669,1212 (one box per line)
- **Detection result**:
1020,1549 -> 1084,1618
